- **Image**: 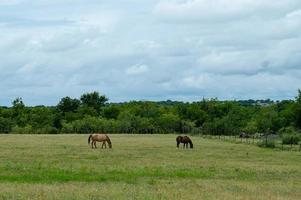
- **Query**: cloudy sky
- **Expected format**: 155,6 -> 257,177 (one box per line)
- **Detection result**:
1,0 -> 301,106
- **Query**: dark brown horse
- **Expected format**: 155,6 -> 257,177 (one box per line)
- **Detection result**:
88,134 -> 112,149
176,136 -> 193,149
239,132 -> 250,138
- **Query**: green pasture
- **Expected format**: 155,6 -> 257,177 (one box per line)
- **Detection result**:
0,134 -> 300,200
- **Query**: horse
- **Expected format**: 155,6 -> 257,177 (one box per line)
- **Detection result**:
88,134 -> 112,149
176,136 -> 193,149
239,132 -> 250,138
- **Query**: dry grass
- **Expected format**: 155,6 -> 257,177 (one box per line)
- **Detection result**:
0,134 -> 300,200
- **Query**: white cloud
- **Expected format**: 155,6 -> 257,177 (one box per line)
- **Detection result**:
126,64 -> 149,75
0,0 -> 301,105
153,0 -> 301,23
0,0 -> 23,5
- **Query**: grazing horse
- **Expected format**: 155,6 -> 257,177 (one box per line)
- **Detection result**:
88,134 -> 112,149
176,136 -> 193,149
239,132 -> 250,138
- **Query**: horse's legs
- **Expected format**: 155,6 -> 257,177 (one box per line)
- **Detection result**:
104,142 -> 107,149
94,141 -> 97,148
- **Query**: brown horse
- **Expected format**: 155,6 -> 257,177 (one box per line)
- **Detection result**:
176,136 -> 193,149
88,134 -> 112,149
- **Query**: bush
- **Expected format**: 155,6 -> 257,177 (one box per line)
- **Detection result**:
11,125 -> 33,134
71,117 -> 103,133
61,122 -> 75,133
35,126 -> 59,134
61,117 -> 121,134
243,120 -> 258,134
277,126 -> 296,136
0,117 -> 13,133
282,134 -> 301,145
11,125 -> 58,134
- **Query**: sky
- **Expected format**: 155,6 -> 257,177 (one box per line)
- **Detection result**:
1,0 -> 301,106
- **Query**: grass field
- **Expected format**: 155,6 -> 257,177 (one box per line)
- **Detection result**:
0,134 -> 300,200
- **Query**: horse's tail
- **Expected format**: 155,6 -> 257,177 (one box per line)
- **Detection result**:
88,134 -> 92,144
176,137 -> 180,148
106,135 -> 112,148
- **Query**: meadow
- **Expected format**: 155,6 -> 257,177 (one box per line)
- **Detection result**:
0,134 -> 300,200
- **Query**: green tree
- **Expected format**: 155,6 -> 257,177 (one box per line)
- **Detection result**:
156,113 -> 181,133
103,105 -> 120,119
27,106 -> 55,129
177,103 -> 208,127
255,106 -> 283,133
57,97 -> 80,113
12,97 -> 27,127
80,92 -> 108,114
12,97 -> 25,110
0,117 -> 13,133
76,106 -> 98,118
243,120 -> 258,134
294,89 -> 301,128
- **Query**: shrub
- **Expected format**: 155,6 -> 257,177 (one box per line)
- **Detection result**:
61,117 -> 120,134
35,126 -> 59,134
11,125 -> 58,134
0,117 -> 13,133
282,134 -> 301,145
277,126 -> 296,136
11,125 -> 33,134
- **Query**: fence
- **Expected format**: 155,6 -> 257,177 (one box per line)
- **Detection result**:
200,134 -> 301,151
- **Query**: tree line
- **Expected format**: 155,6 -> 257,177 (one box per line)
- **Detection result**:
0,91 -> 301,143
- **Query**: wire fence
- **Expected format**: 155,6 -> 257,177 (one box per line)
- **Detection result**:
200,134 -> 301,151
